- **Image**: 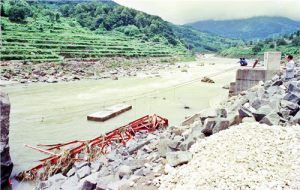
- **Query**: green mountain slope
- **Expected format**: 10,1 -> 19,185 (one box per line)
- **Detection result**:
0,0 -> 189,62
220,30 -> 300,58
188,16 -> 300,41
170,24 -> 244,52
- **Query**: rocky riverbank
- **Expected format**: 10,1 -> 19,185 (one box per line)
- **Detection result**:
0,56 -> 186,84
32,69 -> 300,190
1,92 -> 13,187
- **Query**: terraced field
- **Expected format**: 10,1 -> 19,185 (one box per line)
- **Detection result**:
1,18 -> 189,63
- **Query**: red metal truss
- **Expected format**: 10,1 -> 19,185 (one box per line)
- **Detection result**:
20,114 -> 168,177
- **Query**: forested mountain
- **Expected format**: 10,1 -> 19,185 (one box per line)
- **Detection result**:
0,0 -> 246,63
188,16 -> 300,41
220,30 -> 300,57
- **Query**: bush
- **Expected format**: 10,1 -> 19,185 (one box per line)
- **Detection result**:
277,39 -> 287,46
8,5 -> 26,21
292,37 -> 300,46
270,44 -> 275,48
252,45 -> 262,53
124,25 -> 139,36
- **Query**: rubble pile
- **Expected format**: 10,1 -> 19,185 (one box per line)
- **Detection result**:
157,123 -> 300,189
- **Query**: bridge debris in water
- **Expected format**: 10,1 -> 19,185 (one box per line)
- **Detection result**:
15,114 -> 168,181
87,104 -> 132,121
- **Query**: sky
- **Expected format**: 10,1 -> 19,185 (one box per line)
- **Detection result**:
113,0 -> 300,24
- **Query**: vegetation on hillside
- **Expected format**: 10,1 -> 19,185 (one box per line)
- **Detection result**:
0,0 -> 192,62
188,16 -> 300,41
170,24 -> 244,52
220,30 -> 300,58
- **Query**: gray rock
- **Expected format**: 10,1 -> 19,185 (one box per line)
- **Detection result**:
198,108 -> 217,122
253,105 -> 273,122
48,173 -> 67,186
60,175 -> 79,190
292,111 -> 300,124
117,165 -> 131,179
166,151 -> 192,167
80,180 -> 96,190
157,138 -> 171,157
67,167 -> 75,177
47,77 -> 58,83
227,113 -> 242,126
279,108 -> 291,119
259,112 -> 280,126
125,139 -> 137,148
168,135 -> 183,149
33,69 -> 47,76
107,179 -> 132,190
122,159 -> 147,170
280,100 -> 299,113
111,75 -> 118,80
75,161 -> 89,170
38,181 -> 50,189
0,92 -> 13,186
238,107 -> 253,118
271,79 -> 283,86
283,93 -> 300,104
19,79 -> 27,83
203,118 -> 217,130
90,161 -> 103,172
77,166 -> 91,179
212,119 -> 230,134
181,69 -> 188,72
143,167 -> 151,176
242,117 -> 256,123
218,109 -> 227,118
106,150 -> 117,162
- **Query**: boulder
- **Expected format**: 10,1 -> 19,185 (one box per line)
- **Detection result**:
166,151 -> 192,167
197,63 -> 204,66
81,180 -> 96,190
198,108 -> 217,122
117,165 -> 131,179
201,77 -> 214,83
280,100 -> 299,114
259,112 -> 280,126
218,109 -> 227,118
238,107 -> 253,118
106,179 -> 132,190
75,161 -> 89,170
212,119 -> 230,134
33,69 -> 47,76
283,93 -> 300,104
168,136 -> 183,149
0,92 -> 13,187
181,69 -> 188,72
157,138 -> 171,157
77,166 -> 91,179
202,117 -> 216,129
47,77 -> 58,83
242,117 -> 256,123
48,173 -> 67,185
96,175 -> 116,190
67,167 -> 76,177
60,175 -> 79,190
253,105 -> 273,122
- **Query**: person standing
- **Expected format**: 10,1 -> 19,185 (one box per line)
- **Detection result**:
285,54 -> 295,80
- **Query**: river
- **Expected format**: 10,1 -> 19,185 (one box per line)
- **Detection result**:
1,57 -> 238,189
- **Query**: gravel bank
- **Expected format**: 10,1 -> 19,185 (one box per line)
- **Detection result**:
157,122 -> 300,190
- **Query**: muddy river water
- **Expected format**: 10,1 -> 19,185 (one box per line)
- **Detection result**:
1,57 -> 238,189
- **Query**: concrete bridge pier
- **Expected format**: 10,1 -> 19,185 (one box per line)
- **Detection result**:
229,52 -> 281,97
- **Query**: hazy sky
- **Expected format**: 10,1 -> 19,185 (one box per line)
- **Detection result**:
113,0 -> 300,24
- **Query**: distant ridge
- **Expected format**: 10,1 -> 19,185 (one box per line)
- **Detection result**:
188,16 -> 300,41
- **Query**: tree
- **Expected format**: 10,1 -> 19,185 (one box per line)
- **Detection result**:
55,13 -> 61,22
60,4 -> 70,17
124,25 -> 139,36
8,5 -> 26,21
270,44 -> 275,48
252,45 -> 261,53
277,38 -> 287,46
292,37 -> 300,46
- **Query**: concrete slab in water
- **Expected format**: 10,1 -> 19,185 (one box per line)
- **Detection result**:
87,104 -> 132,121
